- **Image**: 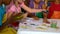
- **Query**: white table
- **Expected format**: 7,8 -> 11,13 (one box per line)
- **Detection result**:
17,18 -> 60,34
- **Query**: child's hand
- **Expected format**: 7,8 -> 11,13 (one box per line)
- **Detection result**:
32,16 -> 39,20
23,13 -> 28,19
43,19 -> 50,24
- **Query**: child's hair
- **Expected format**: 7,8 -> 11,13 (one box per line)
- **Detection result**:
0,0 -> 2,5
2,0 -> 11,5
13,0 -> 17,3
13,0 -> 17,5
24,0 -> 30,7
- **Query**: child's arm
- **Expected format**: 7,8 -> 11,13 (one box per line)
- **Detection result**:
21,3 -> 46,13
42,4 -> 49,23
7,5 -> 17,19
6,11 -> 13,19
43,13 -> 48,22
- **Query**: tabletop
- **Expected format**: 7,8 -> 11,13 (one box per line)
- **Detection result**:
17,18 -> 60,34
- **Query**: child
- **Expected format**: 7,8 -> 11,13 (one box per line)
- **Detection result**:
2,0 -> 13,23
27,0 -> 44,18
42,0 -> 48,23
0,0 -> 13,30
43,0 -> 60,23
48,0 -> 60,19
0,0 -> 6,26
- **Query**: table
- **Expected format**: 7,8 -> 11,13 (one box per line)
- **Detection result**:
17,18 -> 60,34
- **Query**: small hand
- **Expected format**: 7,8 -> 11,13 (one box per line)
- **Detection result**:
33,16 -> 39,20
43,19 -> 50,24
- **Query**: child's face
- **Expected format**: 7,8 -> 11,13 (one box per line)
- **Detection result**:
34,0 -> 41,4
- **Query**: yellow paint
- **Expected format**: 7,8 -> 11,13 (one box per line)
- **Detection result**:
0,27 -> 16,34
